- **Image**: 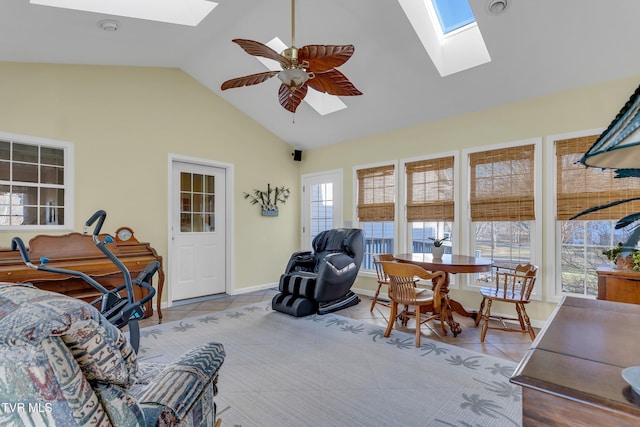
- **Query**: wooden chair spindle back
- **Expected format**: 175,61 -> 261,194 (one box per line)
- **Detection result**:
495,264 -> 538,302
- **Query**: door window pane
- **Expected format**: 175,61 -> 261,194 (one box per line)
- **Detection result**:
180,172 -> 215,232
311,182 -> 333,240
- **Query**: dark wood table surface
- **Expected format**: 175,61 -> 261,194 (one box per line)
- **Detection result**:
510,297 -> 640,426
393,253 -> 493,335
394,253 -> 494,275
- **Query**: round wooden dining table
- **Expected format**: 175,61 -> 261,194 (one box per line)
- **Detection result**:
393,253 -> 493,335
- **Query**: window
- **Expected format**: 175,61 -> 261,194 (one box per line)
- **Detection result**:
405,155 -> 454,254
556,135 -> 640,297
302,170 -> 342,249
310,182 -> 334,239
468,143 -> 537,284
397,0 -> 490,77
356,164 -> 395,270
0,133 -> 73,229
431,0 -> 476,34
180,172 -> 215,232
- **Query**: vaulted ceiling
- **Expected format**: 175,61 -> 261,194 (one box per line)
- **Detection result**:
1,0 -> 639,150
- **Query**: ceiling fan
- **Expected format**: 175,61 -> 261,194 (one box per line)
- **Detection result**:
220,0 -> 362,113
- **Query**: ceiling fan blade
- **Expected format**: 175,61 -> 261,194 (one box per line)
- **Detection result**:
221,71 -> 279,90
279,84 -> 308,113
307,69 -> 362,96
232,39 -> 291,68
299,45 -> 355,72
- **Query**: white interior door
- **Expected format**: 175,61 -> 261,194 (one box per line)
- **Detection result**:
302,170 -> 343,249
171,161 -> 226,301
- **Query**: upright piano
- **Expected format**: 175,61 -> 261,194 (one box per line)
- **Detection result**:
0,232 -> 164,320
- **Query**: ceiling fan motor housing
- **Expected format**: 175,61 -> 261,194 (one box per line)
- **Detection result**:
282,47 -> 300,66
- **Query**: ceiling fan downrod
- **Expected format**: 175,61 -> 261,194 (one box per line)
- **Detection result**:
281,0 -> 299,66
279,0 -> 310,91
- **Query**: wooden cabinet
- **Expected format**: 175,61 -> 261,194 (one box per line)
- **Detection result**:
511,297 -> 640,426
597,265 -> 640,304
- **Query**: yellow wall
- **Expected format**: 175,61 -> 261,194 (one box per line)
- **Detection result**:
2,61 -> 637,323
0,62 -> 301,301
299,74 -> 640,323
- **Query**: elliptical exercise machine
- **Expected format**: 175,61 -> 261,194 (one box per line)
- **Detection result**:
12,210 -> 157,353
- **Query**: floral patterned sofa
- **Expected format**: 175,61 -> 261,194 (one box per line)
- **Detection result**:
0,283 -> 225,426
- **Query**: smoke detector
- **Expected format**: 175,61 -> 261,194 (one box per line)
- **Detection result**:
487,0 -> 509,15
98,20 -> 120,32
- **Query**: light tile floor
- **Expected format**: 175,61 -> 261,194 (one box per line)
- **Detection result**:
139,288 -> 537,363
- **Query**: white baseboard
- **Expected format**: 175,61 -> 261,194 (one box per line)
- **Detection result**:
160,282 -> 279,309
229,282 -> 278,295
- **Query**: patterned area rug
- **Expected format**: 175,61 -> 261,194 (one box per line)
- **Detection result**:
136,302 -> 522,427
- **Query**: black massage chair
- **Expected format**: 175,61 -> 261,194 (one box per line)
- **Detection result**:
272,228 -> 365,317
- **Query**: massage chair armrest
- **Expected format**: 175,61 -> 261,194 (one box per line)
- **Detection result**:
284,250 -> 315,273
313,253 -> 359,301
138,342 -> 225,424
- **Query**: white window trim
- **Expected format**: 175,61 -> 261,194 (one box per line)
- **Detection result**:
0,131 -> 75,231
545,128 -> 605,303
460,137 -> 543,297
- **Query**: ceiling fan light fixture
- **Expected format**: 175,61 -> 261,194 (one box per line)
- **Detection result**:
488,0 -> 509,15
277,68 -> 310,90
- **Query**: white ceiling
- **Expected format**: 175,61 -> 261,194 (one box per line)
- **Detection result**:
1,0 -> 639,151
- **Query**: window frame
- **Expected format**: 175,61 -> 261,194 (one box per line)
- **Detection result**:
461,137 -> 543,295
547,128 -> 608,302
353,160 -> 398,272
400,151 -> 460,276
0,131 -> 75,231
301,169 -> 343,250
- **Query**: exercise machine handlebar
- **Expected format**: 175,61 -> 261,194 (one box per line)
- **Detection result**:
85,209 -> 107,236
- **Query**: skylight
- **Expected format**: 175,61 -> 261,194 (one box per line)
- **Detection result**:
431,0 -> 476,34
255,37 -> 347,116
30,0 -> 218,27
397,0 -> 490,77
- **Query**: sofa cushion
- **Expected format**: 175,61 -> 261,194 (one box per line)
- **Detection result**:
0,283 -> 96,346
62,318 -> 138,387
40,336 -> 112,425
0,283 -> 138,387
94,383 -> 145,427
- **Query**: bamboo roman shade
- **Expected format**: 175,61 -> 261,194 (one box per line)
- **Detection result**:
406,156 -> 454,222
556,135 -> 640,220
469,145 -> 535,221
357,164 -> 395,221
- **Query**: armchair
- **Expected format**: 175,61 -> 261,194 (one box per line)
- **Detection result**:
0,283 -> 224,426
273,228 -> 364,317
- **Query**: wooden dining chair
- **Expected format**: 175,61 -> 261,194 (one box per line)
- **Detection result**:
474,263 -> 538,342
371,254 -> 395,311
380,261 -> 448,347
